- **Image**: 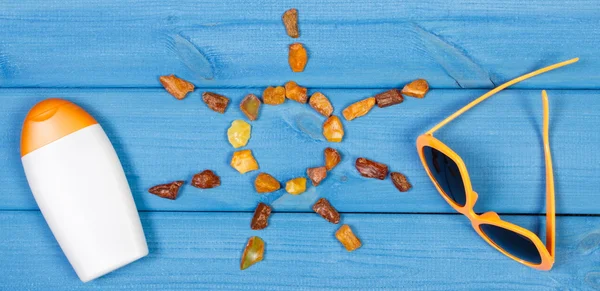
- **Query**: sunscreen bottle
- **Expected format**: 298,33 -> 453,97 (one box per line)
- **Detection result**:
21,98 -> 148,282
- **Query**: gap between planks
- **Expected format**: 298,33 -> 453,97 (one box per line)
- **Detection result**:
2,86 -> 600,91
1,209 -> 598,217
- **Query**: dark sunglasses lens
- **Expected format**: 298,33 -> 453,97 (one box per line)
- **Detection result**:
422,146 -> 467,207
479,224 -> 542,264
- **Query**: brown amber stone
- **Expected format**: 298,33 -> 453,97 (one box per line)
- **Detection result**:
309,92 -> 334,117
240,236 -> 265,270
159,75 -> 194,100
282,8 -> 299,38
191,170 -> 221,189
322,116 -> 344,142
336,224 -> 362,251
240,94 -> 262,121
374,89 -> 404,108
307,166 -> 327,186
288,43 -> 308,72
231,150 -> 259,174
285,81 -> 308,103
263,86 -> 286,105
250,202 -> 272,230
254,173 -> 281,193
342,97 -> 376,121
402,79 -> 429,98
324,147 -> 341,171
202,92 -> 230,113
391,172 -> 412,192
148,181 -> 184,200
355,158 -> 388,180
312,198 -> 340,224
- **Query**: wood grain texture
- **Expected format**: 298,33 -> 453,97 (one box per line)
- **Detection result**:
2,88 -> 598,214
2,1 -> 598,288
0,0 -> 597,88
0,211 -> 598,290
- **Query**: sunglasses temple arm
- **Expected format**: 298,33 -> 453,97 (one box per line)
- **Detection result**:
542,90 -> 556,257
425,58 -> 580,136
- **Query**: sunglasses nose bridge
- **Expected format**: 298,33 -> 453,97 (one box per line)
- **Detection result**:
469,190 -> 479,207
480,211 -> 501,220
463,191 -> 479,220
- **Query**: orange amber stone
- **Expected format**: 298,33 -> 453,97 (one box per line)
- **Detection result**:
288,43 -> 308,72
285,81 -> 308,103
342,97 -> 376,121
159,75 -> 194,100
335,224 -> 362,252
324,147 -> 341,171
322,116 -> 344,142
254,173 -> 281,193
230,150 -> 259,174
309,92 -> 334,117
402,79 -> 429,98
263,86 -> 286,105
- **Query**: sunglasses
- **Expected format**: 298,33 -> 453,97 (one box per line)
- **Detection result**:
417,58 -> 579,270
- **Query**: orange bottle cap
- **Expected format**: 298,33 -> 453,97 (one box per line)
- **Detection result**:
21,98 -> 98,157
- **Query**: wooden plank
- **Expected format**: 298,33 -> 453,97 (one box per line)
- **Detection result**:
0,0 -> 597,88
1,88 -> 598,214
0,211 -> 598,290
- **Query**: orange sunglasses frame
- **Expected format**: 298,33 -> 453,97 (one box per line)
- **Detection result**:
416,58 -> 579,270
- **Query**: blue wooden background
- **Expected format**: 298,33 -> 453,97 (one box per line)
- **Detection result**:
0,1 -> 599,290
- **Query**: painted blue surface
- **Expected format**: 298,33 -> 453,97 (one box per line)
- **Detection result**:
0,0 -> 598,88
1,212 -> 599,290
1,89 -> 598,214
0,0 -> 599,289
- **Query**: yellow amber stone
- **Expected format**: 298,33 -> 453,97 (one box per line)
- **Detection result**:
285,177 -> 307,195
231,150 -> 259,174
227,120 -> 251,148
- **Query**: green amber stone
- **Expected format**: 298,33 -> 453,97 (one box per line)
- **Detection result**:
240,236 -> 265,270
240,94 -> 261,121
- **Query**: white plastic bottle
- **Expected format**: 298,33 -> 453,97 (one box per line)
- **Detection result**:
20,98 -> 148,282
